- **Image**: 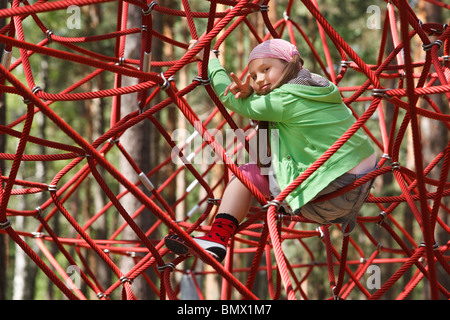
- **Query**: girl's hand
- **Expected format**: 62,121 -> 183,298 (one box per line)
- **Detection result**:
224,72 -> 253,99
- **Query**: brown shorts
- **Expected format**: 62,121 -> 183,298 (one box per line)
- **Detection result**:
297,172 -> 374,235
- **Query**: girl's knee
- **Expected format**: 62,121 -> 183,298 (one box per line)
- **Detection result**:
236,163 -> 270,198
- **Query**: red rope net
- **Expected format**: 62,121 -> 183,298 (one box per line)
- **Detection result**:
0,0 -> 449,300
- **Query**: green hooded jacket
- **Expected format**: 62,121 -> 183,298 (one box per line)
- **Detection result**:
208,59 -> 374,210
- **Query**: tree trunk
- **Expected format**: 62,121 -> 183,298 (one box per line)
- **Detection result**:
88,77 -> 110,297
82,5 -> 110,297
0,0 -> 8,300
118,2 -> 160,300
415,1 -> 449,299
12,191 -> 26,299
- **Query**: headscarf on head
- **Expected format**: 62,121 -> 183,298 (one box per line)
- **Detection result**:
248,39 -> 304,68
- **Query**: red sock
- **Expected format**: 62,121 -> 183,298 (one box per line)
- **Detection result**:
199,213 -> 239,246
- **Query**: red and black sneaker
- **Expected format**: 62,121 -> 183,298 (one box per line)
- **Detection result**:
164,234 -> 227,263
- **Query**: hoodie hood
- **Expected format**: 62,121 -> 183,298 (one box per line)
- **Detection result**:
280,69 -> 342,104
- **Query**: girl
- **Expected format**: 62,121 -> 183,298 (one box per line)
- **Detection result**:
165,39 -> 376,263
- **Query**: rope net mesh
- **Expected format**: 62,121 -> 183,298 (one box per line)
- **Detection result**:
0,0 -> 449,300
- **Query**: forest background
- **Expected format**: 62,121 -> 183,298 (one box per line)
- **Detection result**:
0,0 -> 449,300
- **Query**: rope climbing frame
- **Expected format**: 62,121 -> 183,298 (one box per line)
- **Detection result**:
0,0 -> 449,300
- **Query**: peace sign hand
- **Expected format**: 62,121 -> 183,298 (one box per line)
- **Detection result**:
224,72 -> 253,99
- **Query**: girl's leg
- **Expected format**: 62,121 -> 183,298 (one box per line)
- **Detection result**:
164,177 -> 251,262
217,176 -> 253,223
165,164 -> 269,262
203,163 -> 270,245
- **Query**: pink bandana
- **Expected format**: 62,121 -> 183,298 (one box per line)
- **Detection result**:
248,39 -> 303,67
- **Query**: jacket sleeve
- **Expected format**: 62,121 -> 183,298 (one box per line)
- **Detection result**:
207,59 -> 286,122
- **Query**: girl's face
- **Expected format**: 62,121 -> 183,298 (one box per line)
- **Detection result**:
248,57 -> 287,95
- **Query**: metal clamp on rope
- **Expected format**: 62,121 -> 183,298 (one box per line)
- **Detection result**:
419,241 -> 440,250
428,24 -> 447,35
377,242 -> 383,253
34,206 -> 42,219
283,11 -> 290,21
142,51 -> 151,73
157,262 -> 175,272
1,49 -> 12,69
316,226 -> 324,239
119,276 -> 133,284
263,199 -> 281,211
391,162 -> 400,170
377,211 -> 387,227
332,286 -> 340,300
116,57 -> 125,65
340,61 -> 352,68
422,40 -> 443,51
143,1 -> 157,15
139,172 -> 155,191
0,219 -> 11,230
158,72 -> 174,90
32,232 -> 45,238
372,88 -> 392,99
193,75 -> 210,86
125,251 -> 136,258
32,86 -> 42,95
47,184 -> 58,192
259,4 -> 269,11
443,55 -> 450,62
107,138 -> 120,145
207,198 -> 221,206
22,96 -> 31,105
277,213 -> 294,221
46,30 -> 53,43
97,292 -> 106,299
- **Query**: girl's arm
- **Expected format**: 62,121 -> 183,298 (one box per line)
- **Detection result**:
208,59 -> 286,122
188,40 -> 252,99
187,40 -> 286,122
